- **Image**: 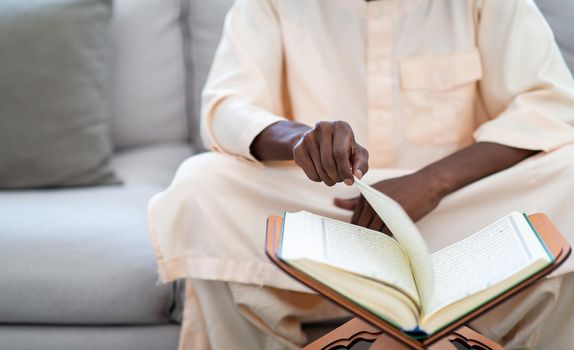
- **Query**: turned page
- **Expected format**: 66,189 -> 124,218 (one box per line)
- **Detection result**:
427,212 -> 553,314
281,211 -> 419,301
354,178 -> 435,310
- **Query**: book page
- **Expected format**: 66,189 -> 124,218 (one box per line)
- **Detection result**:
354,178 -> 434,311
281,211 -> 420,303
294,259 -> 420,330
427,212 -> 553,314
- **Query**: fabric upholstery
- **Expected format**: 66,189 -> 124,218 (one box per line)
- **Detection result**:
0,0 -> 118,189
110,0 -> 189,150
0,325 -> 180,350
536,0 -> 574,74
184,0 -> 235,151
113,143 -> 192,185
0,144 -> 191,324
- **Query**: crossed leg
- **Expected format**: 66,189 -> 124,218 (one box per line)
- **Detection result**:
148,145 -> 574,350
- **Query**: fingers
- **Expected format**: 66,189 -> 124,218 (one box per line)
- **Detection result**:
356,203 -> 374,228
307,136 -> 336,186
351,144 -> 369,179
293,142 -> 320,182
293,130 -> 334,185
317,123 -> 340,184
332,121 -> 354,185
351,196 -> 364,224
351,197 -> 386,233
368,215 -> 385,232
334,197 -> 358,210
293,120 -> 368,186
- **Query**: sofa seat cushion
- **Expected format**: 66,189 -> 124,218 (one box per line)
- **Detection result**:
0,324 -> 180,350
0,143 -> 191,325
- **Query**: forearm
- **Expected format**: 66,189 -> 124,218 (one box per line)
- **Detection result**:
250,120 -> 311,161
420,142 -> 539,198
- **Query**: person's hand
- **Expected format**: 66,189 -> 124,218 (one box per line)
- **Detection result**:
292,121 -> 369,186
334,171 -> 444,232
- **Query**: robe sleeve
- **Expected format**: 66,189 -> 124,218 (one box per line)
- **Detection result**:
200,0 -> 287,166
474,0 -> 574,151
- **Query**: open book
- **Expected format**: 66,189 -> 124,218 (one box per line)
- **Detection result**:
278,179 -> 555,336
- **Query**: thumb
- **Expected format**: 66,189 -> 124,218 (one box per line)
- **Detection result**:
334,197 -> 359,211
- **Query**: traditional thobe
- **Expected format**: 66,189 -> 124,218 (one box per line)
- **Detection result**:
147,0 -> 574,349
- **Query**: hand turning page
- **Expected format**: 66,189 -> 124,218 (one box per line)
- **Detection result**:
274,178 -> 556,335
354,178 -> 435,311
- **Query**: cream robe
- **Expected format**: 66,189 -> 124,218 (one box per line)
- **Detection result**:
148,0 -> 574,349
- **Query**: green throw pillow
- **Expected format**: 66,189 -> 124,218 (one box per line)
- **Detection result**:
0,0 -> 119,189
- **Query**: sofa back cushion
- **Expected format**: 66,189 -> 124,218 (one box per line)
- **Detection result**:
110,0 -> 189,150
184,0 -> 235,151
0,0 -> 119,189
536,0 -> 574,74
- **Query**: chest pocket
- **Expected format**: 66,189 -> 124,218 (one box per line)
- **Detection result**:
399,49 -> 483,145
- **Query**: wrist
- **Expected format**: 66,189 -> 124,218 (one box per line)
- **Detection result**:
286,123 -> 311,151
416,163 -> 456,200
250,121 -> 311,161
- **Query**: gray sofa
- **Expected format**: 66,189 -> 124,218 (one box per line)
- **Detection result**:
0,1 -> 571,350
0,0 -> 233,349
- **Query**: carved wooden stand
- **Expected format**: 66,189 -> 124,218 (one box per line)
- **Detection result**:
304,318 -> 503,350
265,214 -> 571,350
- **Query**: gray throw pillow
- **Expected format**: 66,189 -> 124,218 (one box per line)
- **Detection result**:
0,0 -> 119,189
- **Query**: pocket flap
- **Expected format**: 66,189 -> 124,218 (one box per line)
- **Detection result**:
399,49 -> 483,90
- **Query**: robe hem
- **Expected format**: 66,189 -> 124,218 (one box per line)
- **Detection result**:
155,255 -> 316,294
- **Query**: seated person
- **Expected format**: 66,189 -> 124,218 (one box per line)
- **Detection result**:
148,0 -> 574,349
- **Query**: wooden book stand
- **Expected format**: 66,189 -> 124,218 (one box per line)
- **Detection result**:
304,318 -> 501,350
266,213 -> 571,350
